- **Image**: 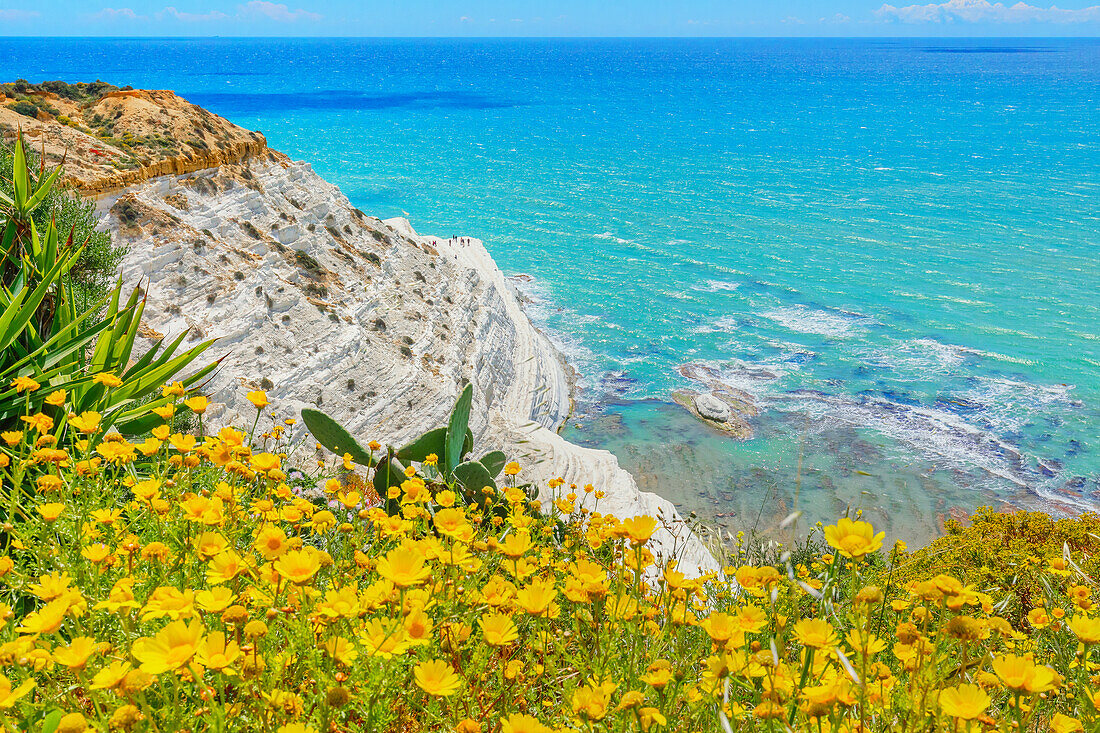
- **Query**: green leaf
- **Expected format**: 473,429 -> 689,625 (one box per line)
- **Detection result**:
300,408 -> 376,467
372,454 -> 406,514
396,426 -> 446,464
452,460 -> 496,493
41,710 -> 63,733
12,136 -> 29,207
478,450 -> 508,479
444,383 -> 473,475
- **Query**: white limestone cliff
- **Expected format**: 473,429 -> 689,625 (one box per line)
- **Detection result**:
101,152 -> 718,575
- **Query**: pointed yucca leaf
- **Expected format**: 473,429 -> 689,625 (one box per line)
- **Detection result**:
444,383 -> 473,475
12,136 -> 28,207
301,408 -> 376,467
121,331 -> 182,378
478,450 -> 508,479
0,247 -> 78,350
396,426 -> 446,464
42,220 -> 58,274
105,360 -> 218,435
452,460 -> 496,493
0,286 -> 30,351
24,164 -> 63,214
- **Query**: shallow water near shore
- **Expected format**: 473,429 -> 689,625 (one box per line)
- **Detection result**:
2,37 -> 1097,546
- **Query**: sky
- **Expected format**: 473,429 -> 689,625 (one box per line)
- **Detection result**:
1,0 -> 1099,37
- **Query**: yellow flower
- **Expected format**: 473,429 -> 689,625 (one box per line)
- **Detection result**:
92,372 -> 124,388
90,660 -> 132,690
701,612 -> 744,645
1068,615 -> 1100,644
56,713 -> 89,733
183,395 -> 210,414
500,714 -> 551,733
195,631 -> 241,671
413,659 -> 462,697
1052,713 -> 1084,733
991,654 -> 1058,693
195,587 -> 235,613
10,376 -> 40,392
1,430 -> 22,446
52,636 -> 101,669
250,452 -> 281,474
433,507 -> 470,538
96,440 -> 136,465
161,381 -> 186,398
44,389 -> 67,406
274,549 -> 322,584
479,612 -> 519,646
622,515 -> 657,545
22,413 -> 54,433
376,543 -> 431,587
323,636 -> 359,666
939,683 -> 990,720
823,517 -> 885,559
247,390 -> 269,409
504,461 -> 521,476
131,619 -> 205,674
571,684 -> 611,721
639,660 -> 673,688
1027,607 -> 1051,630
80,544 -> 110,564
16,597 -> 71,634
515,578 -> 558,616
67,411 -> 102,433
0,674 -> 34,708
254,525 -> 289,560
37,502 -> 65,522
359,618 -> 410,658
793,618 -> 838,649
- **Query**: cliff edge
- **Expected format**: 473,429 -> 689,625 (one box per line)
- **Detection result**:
2,83 -> 718,574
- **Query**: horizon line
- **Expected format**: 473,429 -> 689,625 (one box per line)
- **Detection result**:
1,34 -> 1100,40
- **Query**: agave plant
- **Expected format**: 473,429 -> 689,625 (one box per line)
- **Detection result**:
302,383 -> 514,514
0,134 -> 217,434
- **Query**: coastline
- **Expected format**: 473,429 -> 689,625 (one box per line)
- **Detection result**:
2,84 -> 719,574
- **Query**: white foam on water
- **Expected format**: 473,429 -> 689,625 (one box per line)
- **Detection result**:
508,275 -> 606,393
593,231 -> 632,244
958,376 -> 1077,435
862,337 -> 968,377
761,305 -> 873,339
694,279 -> 742,292
780,390 -> 1035,489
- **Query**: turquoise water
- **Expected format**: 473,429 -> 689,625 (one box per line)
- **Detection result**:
3,38 -> 1098,545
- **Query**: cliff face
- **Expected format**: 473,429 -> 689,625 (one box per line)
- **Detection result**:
14,86 -> 717,574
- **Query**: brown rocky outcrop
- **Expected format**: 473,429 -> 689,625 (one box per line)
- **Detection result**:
0,85 -> 273,195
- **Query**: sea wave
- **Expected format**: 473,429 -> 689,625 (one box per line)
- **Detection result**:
761,305 -> 874,339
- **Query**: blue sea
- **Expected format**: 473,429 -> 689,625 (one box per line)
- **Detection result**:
3,37 -> 1098,545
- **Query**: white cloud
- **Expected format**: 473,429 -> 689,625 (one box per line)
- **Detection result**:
157,6 -> 229,22
91,7 -> 146,20
876,0 -> 1100,23
0,8 -> 38,20
459,15 -> 471,22
239,1 -> 321,22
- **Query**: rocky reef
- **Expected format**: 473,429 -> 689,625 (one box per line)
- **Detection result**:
1,84 -> 718,574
